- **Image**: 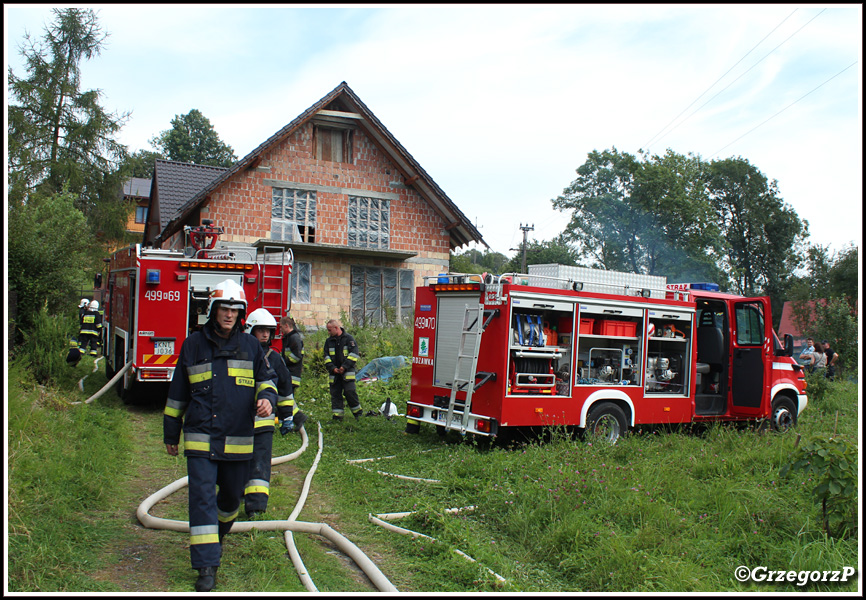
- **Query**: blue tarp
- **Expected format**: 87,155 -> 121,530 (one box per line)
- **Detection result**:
357,355 -> 408,381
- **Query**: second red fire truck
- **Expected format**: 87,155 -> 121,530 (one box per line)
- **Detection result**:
406,265 -> 807,442
103,220 -> 293,403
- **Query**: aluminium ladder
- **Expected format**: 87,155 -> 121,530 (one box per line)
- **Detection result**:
445,303 -> 486,433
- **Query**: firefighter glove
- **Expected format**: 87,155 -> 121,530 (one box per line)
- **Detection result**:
280,418 -> 294,435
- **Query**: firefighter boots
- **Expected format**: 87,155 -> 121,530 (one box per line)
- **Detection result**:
195,566 -> 218,592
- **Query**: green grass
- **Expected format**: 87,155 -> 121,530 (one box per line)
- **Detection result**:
6,321 -> 860,593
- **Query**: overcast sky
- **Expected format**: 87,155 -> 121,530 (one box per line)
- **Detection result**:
5,4 -> 862,262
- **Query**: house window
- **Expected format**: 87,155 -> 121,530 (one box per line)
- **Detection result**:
348,196 -> 390,249
272,188 -> 316,243
291,261 -> 311,304
351,266 -> 414,325
135,206 -> 147,224
313,125 -> 353,163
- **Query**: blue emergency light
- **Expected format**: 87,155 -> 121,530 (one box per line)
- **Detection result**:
689,282 -> 719,291
146,269 -> 161,284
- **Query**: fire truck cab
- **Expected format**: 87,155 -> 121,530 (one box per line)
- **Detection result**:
406,265 -> 807,442
104,221 -> 293,403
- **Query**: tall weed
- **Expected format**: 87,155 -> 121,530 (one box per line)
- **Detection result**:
18,302 -> 78,385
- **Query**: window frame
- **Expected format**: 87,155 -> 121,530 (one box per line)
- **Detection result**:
351,265 -> 414,325
271,187 -> 316,243
290,261 -> 312,305
134,205 -> 147,224
348,196 -> 390,249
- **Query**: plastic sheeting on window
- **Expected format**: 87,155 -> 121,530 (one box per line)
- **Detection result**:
351,265 -> 414,326
277,189 -> 316,223
348,196 -> 390,249
291,261 -> 311,304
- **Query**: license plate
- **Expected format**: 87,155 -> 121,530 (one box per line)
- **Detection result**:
154,341 -> 174,355
436,410 -> 448,422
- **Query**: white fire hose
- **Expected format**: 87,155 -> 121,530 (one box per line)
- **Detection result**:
71,358 -> 132,405
135,423 -> 398,593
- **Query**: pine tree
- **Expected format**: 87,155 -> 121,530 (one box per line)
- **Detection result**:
8,7 -> 130,241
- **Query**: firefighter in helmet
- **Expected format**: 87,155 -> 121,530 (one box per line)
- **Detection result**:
242,308 -> 308,518
79,298 -> 90,319
78,300 -> 103,356
163,279 -> 278,592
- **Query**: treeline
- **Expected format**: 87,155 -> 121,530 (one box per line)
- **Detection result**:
451,148 -> 857,373
7,9 -> 238,337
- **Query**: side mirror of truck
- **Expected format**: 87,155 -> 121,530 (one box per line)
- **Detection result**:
776,333 -> 794,357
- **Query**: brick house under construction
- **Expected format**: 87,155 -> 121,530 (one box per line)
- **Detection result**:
143,82 -> 484,327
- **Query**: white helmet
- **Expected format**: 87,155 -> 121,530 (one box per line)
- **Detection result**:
207,279 -> 247,320
380,400 -> 399,417
245,308 -> 277,335
80,299 -> 89,308
89,300 -> 99,311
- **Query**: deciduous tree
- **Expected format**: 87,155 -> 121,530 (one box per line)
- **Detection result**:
705,157 -> 808,300
150,109 -> 237,167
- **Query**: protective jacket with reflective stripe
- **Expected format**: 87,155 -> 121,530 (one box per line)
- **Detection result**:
281,329 -> 304,387
324,329 -> 360,376
266,348 -> 295,421
164,322 -> 278,461
79,309 -> 103,337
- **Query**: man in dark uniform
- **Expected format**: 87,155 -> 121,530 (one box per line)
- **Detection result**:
242,308 -> 307,518
280,316 -> 304,397
323,318 -> 363,420
164,279 -> 277,592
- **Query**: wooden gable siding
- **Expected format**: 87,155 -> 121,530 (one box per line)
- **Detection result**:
164,121 -> 451,326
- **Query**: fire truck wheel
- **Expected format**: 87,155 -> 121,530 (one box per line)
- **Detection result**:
771,397 -> 797,432
585,402 -> 628,445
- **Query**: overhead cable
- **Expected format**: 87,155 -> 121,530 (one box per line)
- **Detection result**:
709,60 -> 858,158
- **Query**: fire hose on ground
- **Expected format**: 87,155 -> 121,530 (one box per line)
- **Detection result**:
71,358 -> 132,405
135,423 -> 398,593
77,370 -> 502,590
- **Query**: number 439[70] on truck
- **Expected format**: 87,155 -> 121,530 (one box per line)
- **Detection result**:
405,265 -> 807,443
103,220 -> 293,403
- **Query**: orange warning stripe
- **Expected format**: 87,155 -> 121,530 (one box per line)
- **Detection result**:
142,354 -> 178,366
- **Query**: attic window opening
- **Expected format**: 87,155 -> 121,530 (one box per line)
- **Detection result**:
313,125 -> 353,163
272,188 -> 316,243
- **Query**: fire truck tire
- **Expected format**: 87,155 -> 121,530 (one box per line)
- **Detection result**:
770,397 -> 797,431
585,402 -> 628,444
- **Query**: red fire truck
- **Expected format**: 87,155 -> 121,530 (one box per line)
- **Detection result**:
406,266 -> 807,443
103,220 -> 293,403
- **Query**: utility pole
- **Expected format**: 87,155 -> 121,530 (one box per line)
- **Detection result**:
519,223 -> 534,273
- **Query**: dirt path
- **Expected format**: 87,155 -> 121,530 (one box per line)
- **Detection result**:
88,408 -> 380,592
89,408 -> 179,591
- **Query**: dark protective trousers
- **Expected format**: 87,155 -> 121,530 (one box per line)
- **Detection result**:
329,374 -> 362,417
244,431 -> 273,514
187,456 -> 249,569
79,333 -> 100,356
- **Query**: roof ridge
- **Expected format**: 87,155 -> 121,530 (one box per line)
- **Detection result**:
154,158 -> 230,171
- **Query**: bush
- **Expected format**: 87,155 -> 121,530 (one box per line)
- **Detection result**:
780,436 -> 858,538
18,302 -> 78,385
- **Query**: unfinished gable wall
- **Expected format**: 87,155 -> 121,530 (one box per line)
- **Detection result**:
198,121 -> 452,326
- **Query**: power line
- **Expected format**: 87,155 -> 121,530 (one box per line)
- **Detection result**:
643,8 -> 814,152
652,8 -> 828,151
709,60 -> 857,158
